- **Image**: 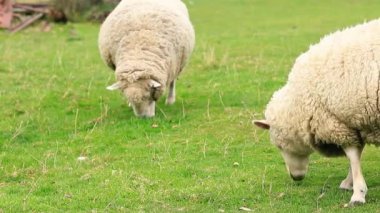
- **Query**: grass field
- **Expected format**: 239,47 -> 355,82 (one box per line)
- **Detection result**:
1,0 -> 380,212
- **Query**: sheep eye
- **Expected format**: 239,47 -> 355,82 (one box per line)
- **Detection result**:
276,144 -> 283,150
150,87 -> 159,101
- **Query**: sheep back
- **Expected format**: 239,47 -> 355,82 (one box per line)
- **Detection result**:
266,19 -> 380,150
98,0 -> 195,87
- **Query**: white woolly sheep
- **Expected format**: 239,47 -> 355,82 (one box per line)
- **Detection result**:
98,0 -> 195,117
254,19 -> 380,206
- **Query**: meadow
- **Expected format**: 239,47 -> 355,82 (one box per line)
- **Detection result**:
1,0 -> 380,212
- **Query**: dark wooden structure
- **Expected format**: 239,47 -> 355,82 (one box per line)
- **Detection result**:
0,1 -> 67,33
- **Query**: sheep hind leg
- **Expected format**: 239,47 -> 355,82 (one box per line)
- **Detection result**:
339,166 -> 353,190
344,146 -> 367,206
166,80 -> 176,105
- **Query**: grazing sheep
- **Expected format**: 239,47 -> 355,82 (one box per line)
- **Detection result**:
254,19 -> 380,206
99,0 -> 195,117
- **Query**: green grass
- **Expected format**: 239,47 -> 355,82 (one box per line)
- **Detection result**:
1,0 -> 380,212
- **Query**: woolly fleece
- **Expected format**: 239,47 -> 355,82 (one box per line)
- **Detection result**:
265,19 -> 380,155
98,0 -> 195,89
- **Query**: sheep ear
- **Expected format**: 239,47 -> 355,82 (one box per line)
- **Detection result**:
253,120 -> 270,130
106,82 -> 122,91
149,80 -> 161,88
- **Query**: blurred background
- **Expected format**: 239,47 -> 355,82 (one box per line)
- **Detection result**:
1,0 -> 119,33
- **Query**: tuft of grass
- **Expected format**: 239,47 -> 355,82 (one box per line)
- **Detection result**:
1,0 -> 380,212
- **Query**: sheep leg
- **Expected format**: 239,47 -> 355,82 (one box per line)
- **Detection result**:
166,80 -> 176,105
344,146 -> 367,205
339,166 -> 353,190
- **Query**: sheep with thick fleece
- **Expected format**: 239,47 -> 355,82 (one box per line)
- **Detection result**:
99,0 -> 195,117
254,19 -> 380,205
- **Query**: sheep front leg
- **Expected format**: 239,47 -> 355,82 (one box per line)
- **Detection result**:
339,166 -> 353,190
344,146 -> 367,205
166,80 -> 176,105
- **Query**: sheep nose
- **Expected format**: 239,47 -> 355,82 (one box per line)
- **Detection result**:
138,114 -> 154,118
290,174 -> 305,181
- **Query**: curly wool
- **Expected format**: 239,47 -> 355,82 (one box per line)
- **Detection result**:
265,19 -> 380,155
98,0 -> 195,88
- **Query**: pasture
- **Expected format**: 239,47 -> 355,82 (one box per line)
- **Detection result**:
1,0 -> 380,212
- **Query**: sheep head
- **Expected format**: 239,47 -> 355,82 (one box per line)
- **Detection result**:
107,79 -> 164,118
254,120 -> 312,181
